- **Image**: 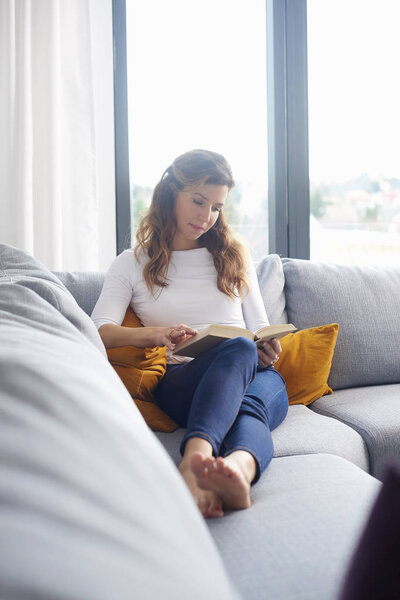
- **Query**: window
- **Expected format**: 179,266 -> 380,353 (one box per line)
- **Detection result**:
125,0 -> 268,260
308,0 -> 400,265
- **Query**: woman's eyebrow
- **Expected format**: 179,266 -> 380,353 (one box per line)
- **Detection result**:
193,192 -> 209,201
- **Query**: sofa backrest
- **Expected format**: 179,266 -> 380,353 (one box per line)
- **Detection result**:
282,258 -> 400,390
56,256 -> 400,392
54,271 -> 105,316
56,253 -> 289,324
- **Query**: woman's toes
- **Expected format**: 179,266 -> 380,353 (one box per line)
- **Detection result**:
215,457 -> 226,474
197,496 -> 208,517
208,505 -> 224,518
204,456 -> 216,472
206,494 -> 224,518
190,452 -> 207,478
199,492 -> 224,519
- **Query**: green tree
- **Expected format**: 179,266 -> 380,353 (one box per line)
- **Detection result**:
368,180 -> 380,194
132,185 -> 152,225
310,187 -> 331,219
364,204 -> 380,220
224,183 -> 242,226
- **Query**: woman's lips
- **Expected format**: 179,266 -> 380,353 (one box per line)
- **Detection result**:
189,224 -> 204,232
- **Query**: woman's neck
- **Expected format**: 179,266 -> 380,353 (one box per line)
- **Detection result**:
171,235 -> 201,251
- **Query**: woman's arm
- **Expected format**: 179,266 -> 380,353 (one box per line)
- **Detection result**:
92,251 -> 196,350
98,322 -> 197,351
91,251 -> 137,330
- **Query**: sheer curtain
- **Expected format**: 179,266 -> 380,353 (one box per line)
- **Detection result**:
0,0 -> 115,271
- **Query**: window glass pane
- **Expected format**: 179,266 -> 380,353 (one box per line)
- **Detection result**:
308,0 -> 400,265
126,0 -> 268,260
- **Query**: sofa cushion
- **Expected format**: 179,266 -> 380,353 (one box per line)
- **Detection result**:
208,454 -> 380,600
311,384 -> 400,480
54,270 -> 105,316
106,307 -> 178,433
282,258 -> 400,390
256,253 -> 288,324
0,245 -> 239,600
1,244 -> 105,354
155,404 -> 369,472
276,323 -> 339,405
272,405 -> 369,470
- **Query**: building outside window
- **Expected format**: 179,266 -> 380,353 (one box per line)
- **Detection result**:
126,0 -> 268,261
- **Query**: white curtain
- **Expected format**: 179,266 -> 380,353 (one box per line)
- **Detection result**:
0,0 -> 114,271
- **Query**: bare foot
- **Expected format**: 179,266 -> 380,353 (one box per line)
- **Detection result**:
190,452 -> 252,510
179,461 -> 224,518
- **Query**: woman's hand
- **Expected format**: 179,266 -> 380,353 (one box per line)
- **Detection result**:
147,324 -> 198,351
256,338 -> 282,368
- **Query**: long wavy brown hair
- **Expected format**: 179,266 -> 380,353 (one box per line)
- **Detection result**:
135,149 -> 249,298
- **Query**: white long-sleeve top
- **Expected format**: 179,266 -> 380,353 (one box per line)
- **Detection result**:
91,247 -> 269,363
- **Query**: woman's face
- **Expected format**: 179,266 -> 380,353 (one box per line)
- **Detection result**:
172,183 -> 228,250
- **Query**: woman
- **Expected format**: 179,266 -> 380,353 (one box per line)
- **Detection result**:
91,149 -> 288,518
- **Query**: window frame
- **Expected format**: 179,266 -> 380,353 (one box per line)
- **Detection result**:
112,0 -> 131,255
112,0 -> 310,259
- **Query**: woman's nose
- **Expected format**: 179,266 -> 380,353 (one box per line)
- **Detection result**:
199,205 -> 212,223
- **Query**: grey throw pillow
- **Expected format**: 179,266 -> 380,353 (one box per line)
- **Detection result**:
256,254 -> 288,324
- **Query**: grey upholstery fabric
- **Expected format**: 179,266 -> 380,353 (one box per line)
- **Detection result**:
0,245 -> 240,600
208,454 -> 380,600
1,244 -> 105,354
272,405 -> 369,470
282,258 -> 400,390
311,385 -> 400,480
256,253 -> 288,324
155,404 -> 369,471
55,270 -> 105,316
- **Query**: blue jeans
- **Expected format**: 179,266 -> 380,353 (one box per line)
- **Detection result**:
154,337 -> 288,482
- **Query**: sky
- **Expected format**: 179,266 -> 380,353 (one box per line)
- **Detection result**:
126,0 -> 400,192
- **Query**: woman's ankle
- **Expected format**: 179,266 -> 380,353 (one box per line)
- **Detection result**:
224,450 -> 257,484
181,437 -> 213,466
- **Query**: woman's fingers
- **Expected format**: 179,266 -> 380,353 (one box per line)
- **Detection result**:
169,324 -> 197,340
269,337 -> 282,355
257,347 -> 270,367
165,324 -> 198,349
178,324 -> 198,336
257,338 -> 281,366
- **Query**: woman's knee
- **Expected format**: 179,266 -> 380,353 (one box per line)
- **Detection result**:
221,336 -> 258,364
270,381 -> 289,429
247,368 -> 288,427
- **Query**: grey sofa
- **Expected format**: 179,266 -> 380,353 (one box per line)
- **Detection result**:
1,243 -> 399,600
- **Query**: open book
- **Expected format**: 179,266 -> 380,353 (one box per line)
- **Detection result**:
173,323 -> 297,358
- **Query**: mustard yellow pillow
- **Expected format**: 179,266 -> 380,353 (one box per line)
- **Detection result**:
275,323 -> 339,405
107,307 -> 178,433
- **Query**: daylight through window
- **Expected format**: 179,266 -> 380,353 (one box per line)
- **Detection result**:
126,0 -> 268,260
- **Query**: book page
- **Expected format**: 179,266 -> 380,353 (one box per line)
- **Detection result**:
254,323 -> 297,341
